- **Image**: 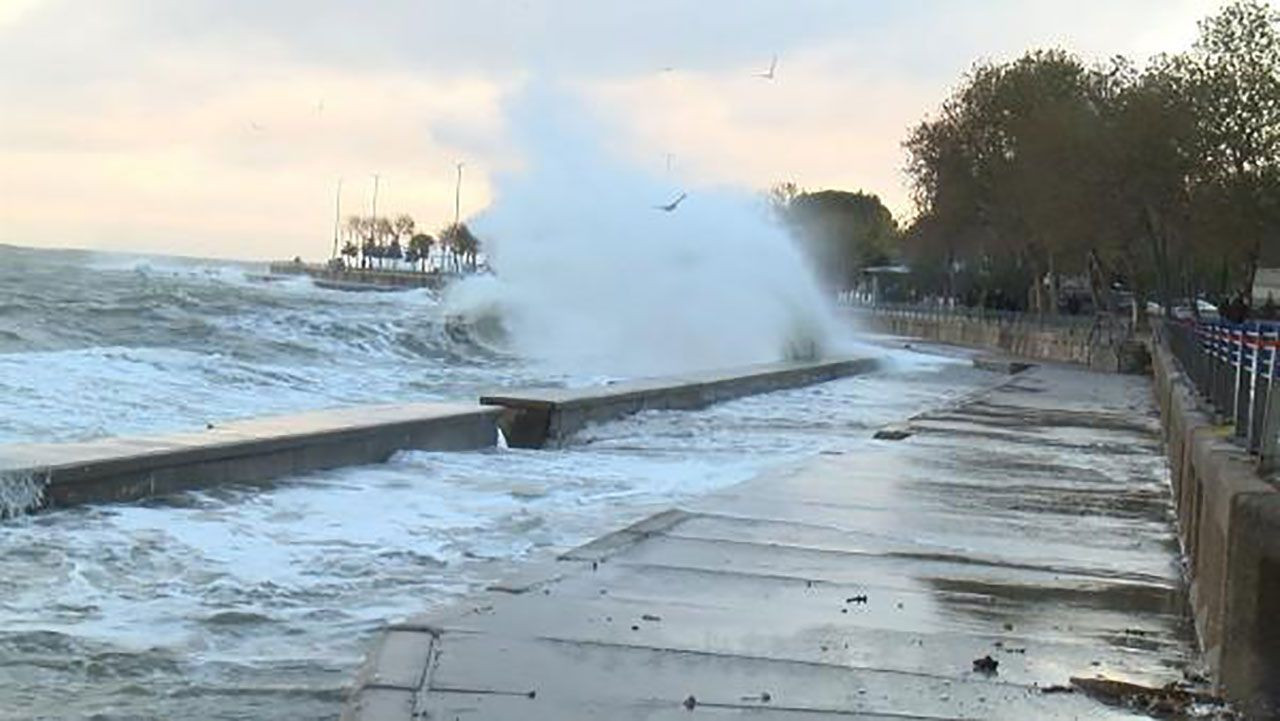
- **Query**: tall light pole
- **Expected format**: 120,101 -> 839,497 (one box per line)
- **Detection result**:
331,177 -> 343,261
370,173 -> 381,223
454,161 -> 464,227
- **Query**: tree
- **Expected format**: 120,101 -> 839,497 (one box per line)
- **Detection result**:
440,222 -> 481,272
773,187 -> 899,289
386,236 -> 404,267
393,214 -> 415,242
345,215 -> 368,268
340,239 -> 358,267
1184,0 -> 1280,299
408,233 -> 435,272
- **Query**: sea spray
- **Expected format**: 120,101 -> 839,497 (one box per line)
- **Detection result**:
446,85 -> 852,378
0,469 -> 49,518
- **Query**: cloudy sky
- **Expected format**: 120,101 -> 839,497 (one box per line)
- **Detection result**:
0,0 -> 1245,260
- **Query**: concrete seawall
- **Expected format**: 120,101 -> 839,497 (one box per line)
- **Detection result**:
0,404 -> 500,511
481,356 -> 880,448
1151,331 -> 1280,715
0,357 -> 880,511
854,308 -> 1146,373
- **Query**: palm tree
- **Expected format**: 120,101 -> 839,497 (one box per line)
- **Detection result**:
369,217 -> 391,268
345,215 -> 366,268
387,237 -> 404,268
408,233 -> 435,272
393,214 -> 415,245
442,222 -> 481,272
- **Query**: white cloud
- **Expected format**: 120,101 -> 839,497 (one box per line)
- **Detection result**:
0,0 -> 1265,257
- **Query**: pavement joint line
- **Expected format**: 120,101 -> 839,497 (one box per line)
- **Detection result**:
529,635 -> 1020,688
427,686 -> 538,698
644,533 -> 1179,587
558,508 -> 695,562
902,366 -> 1042,424
600,558 -> 1141,597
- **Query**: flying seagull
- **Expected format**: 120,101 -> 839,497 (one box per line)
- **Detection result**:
754,54 -> 778,80
654,192 -> 688,212
249,121 -> 265,131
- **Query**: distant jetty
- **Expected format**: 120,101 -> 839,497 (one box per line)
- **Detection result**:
267,260 -> 462,292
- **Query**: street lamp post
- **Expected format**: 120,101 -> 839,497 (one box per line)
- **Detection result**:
454,161 -> 464,227
331,177 -> 343,261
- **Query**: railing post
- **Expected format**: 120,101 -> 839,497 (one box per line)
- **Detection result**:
1261,377 -> 1280,474
1234,325 -> 1248,438
1248,325 -> 1262,451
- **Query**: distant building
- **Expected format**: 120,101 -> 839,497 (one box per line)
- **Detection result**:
853,265 -> 910,303
1254,268 -> 1280,306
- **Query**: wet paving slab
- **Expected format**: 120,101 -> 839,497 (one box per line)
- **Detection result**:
347,364 -> 1207,720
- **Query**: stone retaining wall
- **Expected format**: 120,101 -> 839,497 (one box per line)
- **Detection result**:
855,309 -> 1147,373
1151,333 -> 1280,717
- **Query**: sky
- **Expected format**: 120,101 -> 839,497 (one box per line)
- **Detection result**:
0,0 -> 1250,260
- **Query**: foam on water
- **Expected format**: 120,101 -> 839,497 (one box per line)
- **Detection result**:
0,470 -> 47,519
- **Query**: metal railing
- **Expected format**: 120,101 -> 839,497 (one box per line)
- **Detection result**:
844,299 -> 1120,329
1162,319 -> 1280,472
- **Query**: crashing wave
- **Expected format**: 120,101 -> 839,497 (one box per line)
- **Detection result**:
0,470 -> 49,519
442,275 -> 513,355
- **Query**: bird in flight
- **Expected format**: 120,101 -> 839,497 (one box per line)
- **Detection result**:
654,192 -> 688,212
754,54 -> 778,80
249,121 -> 264,131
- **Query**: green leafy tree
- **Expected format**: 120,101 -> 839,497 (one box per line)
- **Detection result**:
773,187 -> 899,289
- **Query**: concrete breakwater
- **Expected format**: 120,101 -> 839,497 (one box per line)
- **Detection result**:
0,403 -> 500,511
482,356 -> 880,448
0,356 -> 879,512
1151,330 -> 1280,715
853,305 -> 1147,373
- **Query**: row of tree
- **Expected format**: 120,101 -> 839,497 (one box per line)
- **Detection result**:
339,214 -> 482,273
901,0 -> 1280,314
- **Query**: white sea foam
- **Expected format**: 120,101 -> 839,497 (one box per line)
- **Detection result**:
0,470 -> 48,518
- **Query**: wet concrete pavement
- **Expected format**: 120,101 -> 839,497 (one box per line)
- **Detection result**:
347,364 -> 1200,720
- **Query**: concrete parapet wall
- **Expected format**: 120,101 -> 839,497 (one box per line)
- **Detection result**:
857,309 -> 1145,373
482,356 -> 880,448
1151,335 -> 1280,716
0,403 -> 500,510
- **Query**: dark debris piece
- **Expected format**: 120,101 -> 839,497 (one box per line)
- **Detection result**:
972,655 -> 999,675
873,429 -> 912,441
682,695 -> 697,710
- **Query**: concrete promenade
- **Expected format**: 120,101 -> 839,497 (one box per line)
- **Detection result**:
346,364 -> 1203,720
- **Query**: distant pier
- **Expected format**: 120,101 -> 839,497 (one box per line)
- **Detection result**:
268,261 -> 456,292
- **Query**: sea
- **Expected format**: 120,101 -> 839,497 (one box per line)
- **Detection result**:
0,243 -> 994,720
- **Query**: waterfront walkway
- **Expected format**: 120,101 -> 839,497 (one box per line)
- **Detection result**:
346,364 -> 1200,720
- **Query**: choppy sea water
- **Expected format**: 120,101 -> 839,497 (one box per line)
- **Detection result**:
0,244 -> 548,445
0,244 -> 995,720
